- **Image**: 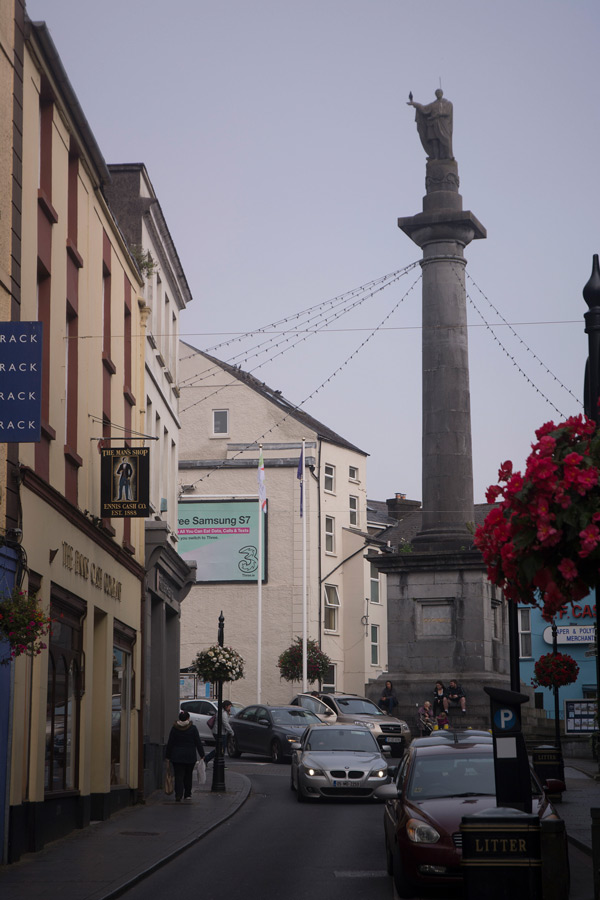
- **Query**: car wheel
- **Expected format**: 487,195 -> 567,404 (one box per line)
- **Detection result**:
227,735 -> 241,758
270,739 -> 283,764
392,843 -> 415,898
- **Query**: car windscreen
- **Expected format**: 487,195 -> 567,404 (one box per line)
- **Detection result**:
408,754 -> 496,800
305,728 -> 379,753
271,708 -> 320,725
336,697 -> 383,715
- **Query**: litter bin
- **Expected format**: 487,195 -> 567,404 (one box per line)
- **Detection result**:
531,745 -> 565,791
461,807 -> 542,900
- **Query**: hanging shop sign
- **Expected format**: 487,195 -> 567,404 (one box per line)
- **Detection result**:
100,447 -> 150,517
177,498 -> 267,583
0,322 -> 43,441
543,624 -> 595,645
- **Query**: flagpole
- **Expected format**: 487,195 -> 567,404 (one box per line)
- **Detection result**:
301,438 -> 308,693
257,444 -> 264,704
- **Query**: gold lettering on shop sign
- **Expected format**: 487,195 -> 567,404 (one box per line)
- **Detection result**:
62,541 -> 122,600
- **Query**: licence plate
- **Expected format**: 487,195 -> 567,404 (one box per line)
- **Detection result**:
333,780 -> 360,787
385,737 -> 402,742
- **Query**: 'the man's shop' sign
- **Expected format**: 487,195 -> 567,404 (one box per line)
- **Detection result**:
0,322 -> 42,441
100,447 -> 150,517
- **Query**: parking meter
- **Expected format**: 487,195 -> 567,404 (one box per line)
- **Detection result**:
484,686 -> 532,814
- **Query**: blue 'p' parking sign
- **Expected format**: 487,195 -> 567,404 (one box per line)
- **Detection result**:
493,707 -> 517,731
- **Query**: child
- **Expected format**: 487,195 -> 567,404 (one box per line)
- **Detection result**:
436,709 -> 449,730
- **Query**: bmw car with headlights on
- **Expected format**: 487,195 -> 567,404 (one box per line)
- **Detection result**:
290,724 -> 392,801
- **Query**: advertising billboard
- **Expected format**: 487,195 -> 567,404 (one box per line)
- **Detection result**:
178,499 -> 267,583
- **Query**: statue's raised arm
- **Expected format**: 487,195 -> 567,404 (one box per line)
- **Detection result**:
407,89 -> 453,160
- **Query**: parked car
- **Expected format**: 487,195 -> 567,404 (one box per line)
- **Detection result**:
179,699 -> 243,744
291,692 -> 411,757
383,736 -> 566,898
228,705 -> 321,762
290,723 -> 392,802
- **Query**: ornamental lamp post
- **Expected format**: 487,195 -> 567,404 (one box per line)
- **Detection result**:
211,611 -> 226,793
583,253 -> 600,760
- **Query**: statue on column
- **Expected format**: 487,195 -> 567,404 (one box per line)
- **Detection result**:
407,89 -> 453,160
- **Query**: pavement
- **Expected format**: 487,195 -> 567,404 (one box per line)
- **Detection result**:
0,768 -> 252,900
0,757 -> 598,900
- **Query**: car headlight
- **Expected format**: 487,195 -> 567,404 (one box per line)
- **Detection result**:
302,764 -> 324,777
399,722 -> 410,733
285,735 -> 298,743
406,818 -> 440,844
369,767 -> 387,779
355,720 -> 375,729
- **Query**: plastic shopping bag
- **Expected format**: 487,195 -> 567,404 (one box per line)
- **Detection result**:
195,759 -> 207,785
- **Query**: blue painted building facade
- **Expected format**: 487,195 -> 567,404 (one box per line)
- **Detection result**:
518,594 -> 597,721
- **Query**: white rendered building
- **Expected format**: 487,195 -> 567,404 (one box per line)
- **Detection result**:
177,344 -> 388,706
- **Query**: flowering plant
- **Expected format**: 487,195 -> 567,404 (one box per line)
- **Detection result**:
193,645 -> 244,683
532,652 -> 579,689
0,588 -> 52,664
474,414 -> 600,621
277,638 -> 331,684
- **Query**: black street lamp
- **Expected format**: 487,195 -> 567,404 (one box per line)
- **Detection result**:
583,254 -> 600,764
211,611 -> 226,793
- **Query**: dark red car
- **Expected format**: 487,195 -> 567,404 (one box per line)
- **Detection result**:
383,735 -> 565,898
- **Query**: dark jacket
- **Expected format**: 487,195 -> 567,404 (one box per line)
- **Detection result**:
166,721 -> 205,764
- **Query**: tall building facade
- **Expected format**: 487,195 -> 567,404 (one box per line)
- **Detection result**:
104,164 -> 196,794
177,345 -> 388,705
2,17 -> 148,860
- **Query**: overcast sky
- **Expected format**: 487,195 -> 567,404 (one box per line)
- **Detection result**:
26,0 -> 600,504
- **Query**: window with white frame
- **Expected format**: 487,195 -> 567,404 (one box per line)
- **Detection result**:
324,464 -> 335,493
518,608 -> 532,658
324,584 -> 340,632
348,465 -> 359,481
325,516 -> 335,553
212,409 -> 229,435
349,495 -> 359,527
370,624 -> 380,665
370,562 -> 380,603
322,663 -> 336,693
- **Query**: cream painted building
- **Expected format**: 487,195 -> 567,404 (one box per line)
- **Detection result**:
103,164 -> 196,795
3,17 -> 148,860
177,345 -> 388,707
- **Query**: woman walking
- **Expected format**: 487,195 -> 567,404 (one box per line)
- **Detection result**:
166,710 -> 205,802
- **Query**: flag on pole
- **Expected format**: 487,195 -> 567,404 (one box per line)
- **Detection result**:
258,448 -> 267,513
297,447 -> 303,518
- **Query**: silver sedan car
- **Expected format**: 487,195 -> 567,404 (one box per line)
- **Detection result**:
290,724 -> 391,802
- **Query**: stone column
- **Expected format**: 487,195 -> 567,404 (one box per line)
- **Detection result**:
398,158 -> 486,551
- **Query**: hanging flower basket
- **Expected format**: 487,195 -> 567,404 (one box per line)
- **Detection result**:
0,588 -> 52,664
277,638 -> 331,684
532,652 -> 579,689
474,414 -> 600,621
193,645 -> 244,683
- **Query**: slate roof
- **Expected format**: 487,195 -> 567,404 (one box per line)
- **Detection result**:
373,502 -> 497,552
181,342 -> 368,455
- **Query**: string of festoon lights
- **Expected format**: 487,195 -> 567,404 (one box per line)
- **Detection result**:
178,262 -> 419,391
180,271 -> 422,492
465,286 -> 567,419
465,269 -> 583,410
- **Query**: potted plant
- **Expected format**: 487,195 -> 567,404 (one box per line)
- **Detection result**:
0,587 -> 52,664
277,637 -> 331,684
193,645 -> 245,683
